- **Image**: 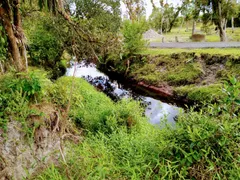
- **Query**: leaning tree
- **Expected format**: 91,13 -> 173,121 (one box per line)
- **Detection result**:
0,0 -> 121,72
0,0 -> 27,71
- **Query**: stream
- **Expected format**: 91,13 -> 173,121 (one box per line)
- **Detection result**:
66,61 -> 181,125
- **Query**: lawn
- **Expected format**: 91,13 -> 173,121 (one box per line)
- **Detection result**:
141,48 -> 240,57
147,25 -> 240,43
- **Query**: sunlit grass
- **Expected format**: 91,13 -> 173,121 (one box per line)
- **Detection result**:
147,25 -> 240,42
141,48 -> 240,57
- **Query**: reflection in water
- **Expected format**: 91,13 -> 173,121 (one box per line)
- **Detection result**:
66,61 -> 180,125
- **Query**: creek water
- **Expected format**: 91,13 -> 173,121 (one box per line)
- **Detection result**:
66,61 -> 180,125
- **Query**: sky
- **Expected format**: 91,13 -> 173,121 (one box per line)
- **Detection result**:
121,0 -> 182,19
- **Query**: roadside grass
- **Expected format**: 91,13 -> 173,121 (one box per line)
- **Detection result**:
141,48 -> 240,57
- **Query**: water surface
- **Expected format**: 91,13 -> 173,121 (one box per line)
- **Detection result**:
67,61 -> 180,125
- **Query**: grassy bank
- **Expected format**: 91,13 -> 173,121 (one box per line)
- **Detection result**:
37,75 -> 240,179
0,69 -> 239,179
124,49 -> 240,103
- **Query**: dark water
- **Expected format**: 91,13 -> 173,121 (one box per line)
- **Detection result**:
66,61 -> 181,125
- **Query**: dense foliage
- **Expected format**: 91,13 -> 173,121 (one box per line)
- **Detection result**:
0,25 -> 7,69
34,75 -> 239,179
24,14 -> 72,79
122,20 -> 147,55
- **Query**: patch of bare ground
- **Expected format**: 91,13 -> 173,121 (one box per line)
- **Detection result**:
197,55 -> 225,85
0,103 -> 81,180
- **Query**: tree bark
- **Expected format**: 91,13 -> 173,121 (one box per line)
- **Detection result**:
159,15 -> 164,34
168,7 -> 182,32
219,24 -> 227,42
192,20 -> 196,35
185,20 -> 189,32
0,2 -> 24,71
231,16 -> 234,33
218,2 -> 227,42
0,61 -> 4,74
13,0 -> 28,71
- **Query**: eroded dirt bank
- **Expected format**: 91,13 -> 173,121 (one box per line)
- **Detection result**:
0,103 -> 77,179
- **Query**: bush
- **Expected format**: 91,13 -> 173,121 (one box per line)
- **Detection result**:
0,71 -> 51,139
0,72 -> 46,101
24,14 -> 69,79
122,20 -> 147,55
191,34 -> 206,42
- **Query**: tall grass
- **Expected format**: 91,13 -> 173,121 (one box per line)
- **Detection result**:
36,76 -> 240,179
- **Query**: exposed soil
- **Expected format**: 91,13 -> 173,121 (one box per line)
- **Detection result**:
0,103 -> 71,179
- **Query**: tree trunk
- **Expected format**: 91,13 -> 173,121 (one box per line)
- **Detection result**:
168,7 -> 182,32
159,16 -> 164,34
13,0 -> 28,71
185,21 -> 189,32
231,16 -> 234,33
192,20 -> 196,35
224,20 -> 227,30
0,61 -> 4,74
218,2 -> 227,42
166,18 -> 169,33
219,25 -> 227,42
0,2 -> 24,71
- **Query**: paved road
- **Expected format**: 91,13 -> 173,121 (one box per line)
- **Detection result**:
149,42 -> 240,49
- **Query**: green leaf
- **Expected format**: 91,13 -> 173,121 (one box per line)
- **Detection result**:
1,37 -> 5,44
235,99 -> 240,105
229,76 -> 237,85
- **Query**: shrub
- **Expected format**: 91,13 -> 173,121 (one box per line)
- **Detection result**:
24,14 -> 68,79
0,72 -> 46,101
0,70 -> 51,138
122,20 -> 147,55
191,34 -> 206,42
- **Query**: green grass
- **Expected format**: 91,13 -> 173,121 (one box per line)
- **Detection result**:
135,49 -> 240,103
165,62 -> 203,85
141,48 -> 240,57
36,83 -> 240,179
49,76 -> 146,134
132,54 -> 204,86
174,84 -> 223,102
1,70 -> 239,180
148,26 -> 240,42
